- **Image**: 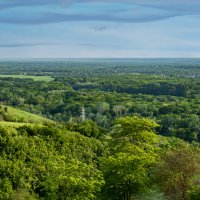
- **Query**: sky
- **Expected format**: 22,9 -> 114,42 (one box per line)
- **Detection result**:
0,0 -> 200,58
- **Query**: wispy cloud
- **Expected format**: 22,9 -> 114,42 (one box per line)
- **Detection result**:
0,0 -> 61,9
0,43 -> 50,48
0,0 -> 200,58
0,0 -> 199,25
78,42 -> 124,49
1,0 -> 200,11
0,11 -> 181,25
91,26 -> 109,32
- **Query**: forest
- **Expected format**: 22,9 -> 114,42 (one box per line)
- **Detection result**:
1,59 -> 200,199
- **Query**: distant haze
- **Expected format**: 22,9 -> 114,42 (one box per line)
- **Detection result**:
1,58 -> 200,65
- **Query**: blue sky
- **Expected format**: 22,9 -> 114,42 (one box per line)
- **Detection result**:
0,0 -> 200,58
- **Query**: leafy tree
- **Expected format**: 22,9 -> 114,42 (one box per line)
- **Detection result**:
100,145 -> 157,200
155,145 -> 200,200
96,102 -> 110,114
0,125 -> 105,199
113,116 -> 159,145
69,119 -> 105,138
42,159 -> 104,200
99,116 -> 160,200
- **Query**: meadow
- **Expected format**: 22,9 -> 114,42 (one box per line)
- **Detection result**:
0,75 -> 54,82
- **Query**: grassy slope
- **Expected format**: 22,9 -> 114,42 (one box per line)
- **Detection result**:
0,105 -> 55,127
0,121 -> 34,128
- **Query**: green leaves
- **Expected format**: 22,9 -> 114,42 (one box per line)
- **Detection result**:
43,159 -> 104,200
1,115 -> 200,200
99,116 -> 160,200
113,116 -> 159,143
155,145 -> 200,200
0,125 -> 105,199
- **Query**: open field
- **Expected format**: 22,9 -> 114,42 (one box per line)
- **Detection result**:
0,75 -> 54,82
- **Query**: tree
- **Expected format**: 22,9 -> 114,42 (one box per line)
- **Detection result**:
100,145 -> 157,200
113,116 -> 159,145
69,119 -> 105,138
112,105 -> 126,116
100,116 -> 160,200
155,145 -> 200,200
96,102 -> 110,114
0,125 -> 105,199
42,159 -> 104,200
4,106 -> 8,113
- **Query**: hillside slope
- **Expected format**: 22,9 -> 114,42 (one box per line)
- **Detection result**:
0,105 -> 54,127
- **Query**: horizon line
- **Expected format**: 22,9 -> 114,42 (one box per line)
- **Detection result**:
0,57 -> 200,60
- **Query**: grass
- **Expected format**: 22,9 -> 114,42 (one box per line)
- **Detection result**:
0,121 -> 34,128
0,75 -> 54,82
0,105 -> 55,126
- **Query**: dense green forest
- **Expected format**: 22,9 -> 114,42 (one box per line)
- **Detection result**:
1,59 -> 200,199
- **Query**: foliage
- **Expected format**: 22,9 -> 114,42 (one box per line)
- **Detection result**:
67,119 -> 106,138
113,116 -> 159,144
0,125 -> 104,199
42,159 -> 104,200
1,61 -> 200,199
9,189 -> 38,200
155,145 -> 200,200
1,64 -> 200,142
99,117 -> 160,200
